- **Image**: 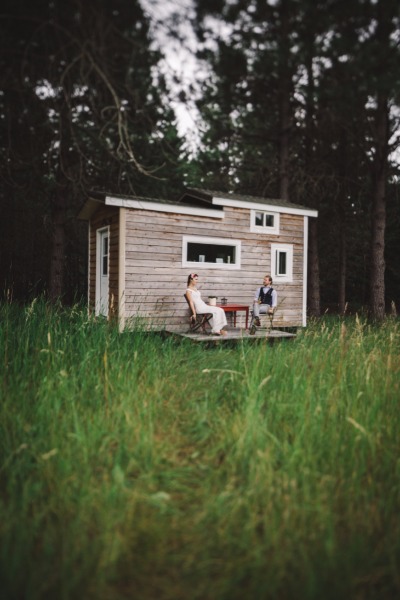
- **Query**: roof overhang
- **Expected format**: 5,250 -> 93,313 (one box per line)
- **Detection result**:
105,196 -> 224,219
182,188 -> 318,218
211,196 -> 318,218
77,197 -> 105,220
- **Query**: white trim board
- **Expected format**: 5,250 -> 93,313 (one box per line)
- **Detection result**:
118,208 -> 126,332
105,196 -> 224,219
303,216 -> 309,327
212,196 -> 318,218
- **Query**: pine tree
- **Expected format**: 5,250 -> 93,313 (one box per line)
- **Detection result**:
0,0 -> 186,301
192,0 -> 400,315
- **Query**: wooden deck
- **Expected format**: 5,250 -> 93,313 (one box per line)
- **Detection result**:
166,327 -> 296,344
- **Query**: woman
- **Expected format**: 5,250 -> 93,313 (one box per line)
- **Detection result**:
186,273 -> 227,336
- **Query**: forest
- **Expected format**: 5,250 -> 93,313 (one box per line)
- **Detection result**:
1,0 -> 399,318
1,4 -> 400,597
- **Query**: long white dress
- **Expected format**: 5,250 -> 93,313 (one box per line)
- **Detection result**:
186,288 -> 227,333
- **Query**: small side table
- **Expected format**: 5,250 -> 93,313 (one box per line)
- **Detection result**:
217,304 -> 249,329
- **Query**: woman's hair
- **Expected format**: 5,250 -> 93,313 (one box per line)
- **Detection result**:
187,273 -> 198,286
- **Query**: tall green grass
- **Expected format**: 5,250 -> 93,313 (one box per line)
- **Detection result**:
1,300 -> 399,600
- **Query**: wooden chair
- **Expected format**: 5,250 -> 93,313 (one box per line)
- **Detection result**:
249,306 -> 275,335
184,292 -> 212,334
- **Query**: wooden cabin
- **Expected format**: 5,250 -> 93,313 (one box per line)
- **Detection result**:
78,188 -> 318,331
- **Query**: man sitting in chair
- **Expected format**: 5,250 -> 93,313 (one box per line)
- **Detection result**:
252,275 -> 277,327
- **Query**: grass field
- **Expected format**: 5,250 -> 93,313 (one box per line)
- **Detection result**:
1,300 -> 399,600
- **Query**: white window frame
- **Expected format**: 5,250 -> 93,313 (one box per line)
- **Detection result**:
95,226 -> 110,316
250,209 -> 280,234
182,235 -> 241,269
271,243 -> 293,283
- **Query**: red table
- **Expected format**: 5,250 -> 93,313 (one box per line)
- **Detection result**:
217,303 -> 249,329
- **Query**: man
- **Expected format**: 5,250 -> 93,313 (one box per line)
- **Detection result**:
252,275 -> 277,327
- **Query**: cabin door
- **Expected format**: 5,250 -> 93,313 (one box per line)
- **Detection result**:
96,227 -> 109,316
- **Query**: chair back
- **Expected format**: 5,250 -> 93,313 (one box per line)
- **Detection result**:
183,292 -> 211,334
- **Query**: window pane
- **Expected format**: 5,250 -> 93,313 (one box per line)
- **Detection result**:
255,212 -> 264,227
278,251 -> 287,275
265,214 -> 274,227
187,242 -> 236,264
102,236 -> 108,275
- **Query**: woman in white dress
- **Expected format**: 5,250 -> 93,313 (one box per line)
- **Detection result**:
185,273 -> 227,336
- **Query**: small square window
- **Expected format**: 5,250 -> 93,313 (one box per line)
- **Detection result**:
250,209 -> 279,234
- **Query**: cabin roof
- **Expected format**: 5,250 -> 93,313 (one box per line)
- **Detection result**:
77,190 -> 224,220
78,188 -> 318,220
181,188 -> 317,215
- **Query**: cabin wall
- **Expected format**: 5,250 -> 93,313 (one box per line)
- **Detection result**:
122,206 -> 305,330
88,206 -> 119,318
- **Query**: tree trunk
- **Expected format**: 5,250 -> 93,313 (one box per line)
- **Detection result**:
308,218 -> 320,317
368,0 -> 395,319
369,93 -> 388,319
338,215 -> 346,314
338,131 -> 348,314
278,0 -> 291,201
48,192 -> 66,302
304,25 -> 320,317
278,94 -> 290,202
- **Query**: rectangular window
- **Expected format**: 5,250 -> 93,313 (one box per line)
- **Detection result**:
277,250 -> 286,275
251,209 -> 280,234
182,235 -> 241,269
102,236 -> 109,276
271,243 -> 293,282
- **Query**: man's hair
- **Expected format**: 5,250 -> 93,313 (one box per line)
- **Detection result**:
265,275 -> 273,284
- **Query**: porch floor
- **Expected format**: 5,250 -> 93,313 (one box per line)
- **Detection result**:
166,327 -> 296,343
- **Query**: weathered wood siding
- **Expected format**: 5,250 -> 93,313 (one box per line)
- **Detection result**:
88,206 -> 119,318
122,206 -> 305,329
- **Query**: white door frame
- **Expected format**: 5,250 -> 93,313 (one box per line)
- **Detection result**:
96,227 -> 110,316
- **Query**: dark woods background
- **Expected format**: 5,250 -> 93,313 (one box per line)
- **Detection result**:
1,0 -> 399,317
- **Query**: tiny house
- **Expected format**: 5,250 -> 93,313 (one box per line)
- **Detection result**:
78,188 -> 318,331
